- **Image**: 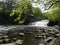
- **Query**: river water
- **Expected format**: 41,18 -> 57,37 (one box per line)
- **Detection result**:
0,20 -> 49,45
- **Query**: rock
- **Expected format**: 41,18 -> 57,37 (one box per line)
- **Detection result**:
0,43 -> 16,45
15,39 -> 23,45
2,40 -> 7,43
39,43 -> 45,45
1,37 -> 5,39
0,40 -> 3,43
12,38 -> 17,42
35,35 -> 43,39
5,39 -> 9,42
45,37 -> 53,43
56,34 -> 60,37
4,36 -> 8,38
18,33 -> 24,37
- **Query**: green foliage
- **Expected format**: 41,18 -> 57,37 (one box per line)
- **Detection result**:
3,0 -> 15,13
32,8 -> 46,20
10,0 -> 32,24
32,8 -> 42,19
44,0 -> 60,21
0,0 -> 46,24
10,0 -> 44,24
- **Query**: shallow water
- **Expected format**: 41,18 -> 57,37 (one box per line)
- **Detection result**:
0,20 -> 49,45
0,25 -> 47,45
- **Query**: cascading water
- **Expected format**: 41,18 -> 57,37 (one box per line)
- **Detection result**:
29,20 -> 49,27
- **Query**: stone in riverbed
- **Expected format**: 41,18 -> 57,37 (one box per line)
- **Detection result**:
15,39 -> 23,45
18,33 -> 24,37
0,43 -> 16,45
0,40 -> 3,43
5,39 -> 9,42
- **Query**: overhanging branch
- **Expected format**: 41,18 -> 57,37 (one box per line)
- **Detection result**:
45,1 -> 60,10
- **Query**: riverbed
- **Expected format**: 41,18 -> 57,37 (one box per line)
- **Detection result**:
0,25 -> 59,45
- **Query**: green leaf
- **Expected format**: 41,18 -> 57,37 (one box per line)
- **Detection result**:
10,12 -> 14,16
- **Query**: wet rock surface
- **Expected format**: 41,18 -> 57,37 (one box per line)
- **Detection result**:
0,25 -> 60,45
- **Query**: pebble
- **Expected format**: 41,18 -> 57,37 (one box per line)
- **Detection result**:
0,43 -> 16,45
15,39 -> 23,44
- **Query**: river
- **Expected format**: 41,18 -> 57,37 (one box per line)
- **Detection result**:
0,20 -> 49,45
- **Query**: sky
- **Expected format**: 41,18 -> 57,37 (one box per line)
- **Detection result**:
31,0 -> 49,13
0,0 -> 3,1
32,2 -> 48,13
0,0 -> 7,2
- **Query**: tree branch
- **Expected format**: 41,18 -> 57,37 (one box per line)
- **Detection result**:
45,1 -> 60,10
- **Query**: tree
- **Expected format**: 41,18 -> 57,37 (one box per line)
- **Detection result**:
10,0 -> 33,24
0,0 -> 16,24
0,0 -> 46,24
43,0 -> 60,21
3,0 -> 16,13
33,7 -> 48,20
43,0 -> 60,28
10,0 -> 43,24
